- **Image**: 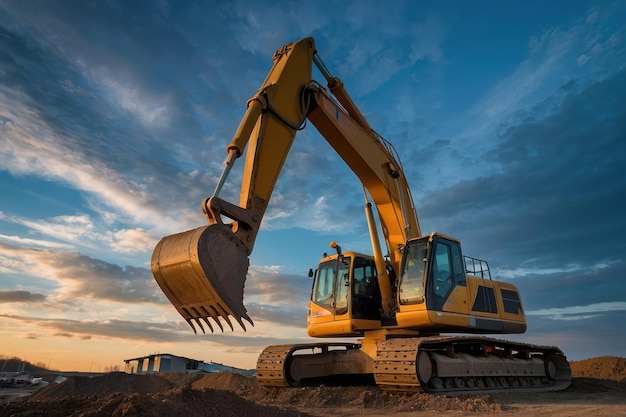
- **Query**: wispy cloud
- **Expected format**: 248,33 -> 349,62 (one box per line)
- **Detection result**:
110,228 -> 157,254
1,213 -> 157,256
0,233 -> 74,250
495,261 -> 616,279
0,242 -> 163,304
0,313 -> 309,348
527,302 -> 626,319
0,290 -> 47,303
0,97 -> 177,231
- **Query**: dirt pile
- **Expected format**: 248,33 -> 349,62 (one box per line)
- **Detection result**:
2,356 -> 625,417
5,372 -> 498,415
570,356 -> 626,382
31,372 -> 177,398
3,385 -> 308,417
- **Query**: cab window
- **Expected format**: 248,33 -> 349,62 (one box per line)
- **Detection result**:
399,241 -> 427,304
432,242 -> 454,307
335,257 -> 350,314
312,257 -> 350,313
313,261 -> 336,309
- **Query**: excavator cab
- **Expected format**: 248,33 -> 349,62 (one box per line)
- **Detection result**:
399,234 -> 465,312
307,247 -> 383,338
396,232 -> 528,334
307,233 -> 528,338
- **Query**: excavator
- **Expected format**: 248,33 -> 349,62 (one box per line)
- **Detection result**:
151,37 -> 571,393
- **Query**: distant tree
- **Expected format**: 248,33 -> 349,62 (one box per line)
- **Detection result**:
0,356 -> 48,372
104,365 -> 121,372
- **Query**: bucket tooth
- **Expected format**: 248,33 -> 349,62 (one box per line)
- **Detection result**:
193,316 -> 206,334
221,314 -> 235,332
234,315 -> 247,331
201,316 -> 214,333
184,318 -> 197,334
200,306 -> 221,332
211,315 -> 225,332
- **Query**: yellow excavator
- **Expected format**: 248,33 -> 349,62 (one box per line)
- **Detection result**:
151,37 -> 571,393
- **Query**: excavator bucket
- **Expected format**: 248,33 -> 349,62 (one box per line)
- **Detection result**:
151,223 -> 253,333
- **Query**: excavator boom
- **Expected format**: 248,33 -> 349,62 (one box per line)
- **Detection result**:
152,37 -> 418,332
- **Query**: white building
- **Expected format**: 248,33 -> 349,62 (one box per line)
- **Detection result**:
123,353 -> 252,376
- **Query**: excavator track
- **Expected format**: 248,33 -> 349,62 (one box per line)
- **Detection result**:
374,336 -> 571,394
256,344 -> 293,387
256,342 -> 371,388
256,337 -> 571,394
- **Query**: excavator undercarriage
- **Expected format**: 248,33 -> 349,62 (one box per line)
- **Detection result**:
257,336 -> 571,394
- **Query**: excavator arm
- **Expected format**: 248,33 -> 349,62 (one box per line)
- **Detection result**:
152,37 -> 419,332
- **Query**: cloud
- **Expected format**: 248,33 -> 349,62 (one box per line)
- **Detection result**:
0,233 -> 74,250
0,240 -> 313,332
516,309 -> 626,360
0,91 -> 179,232
111,228 -> 158,254
417,5 -> 626,193
94,70 -> 173,129
231,0 -> 297,55
1,213 -> 158,260
332,6 -> 448,95
0,313 -> 309,348
245,265 -> 312,310
17,215 -> 99,246
247,303 -> 308,328
420,68 -> 626,266
0,290 -> 47,303
0,16 -> 213,237
527,301 -> 626,319
495,260 -> 616,280
258,141 -> 369,233
0,242 -> 164,304
1,314 -> 186,342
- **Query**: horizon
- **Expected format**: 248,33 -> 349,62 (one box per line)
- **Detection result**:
1,352 -> 624,375
1,1 -> 625,372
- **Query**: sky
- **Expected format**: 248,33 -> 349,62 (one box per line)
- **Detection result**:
1,0 -> 625,372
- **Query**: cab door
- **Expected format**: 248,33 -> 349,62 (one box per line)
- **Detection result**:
350,256 -> 381,320
428,237 -> 470,315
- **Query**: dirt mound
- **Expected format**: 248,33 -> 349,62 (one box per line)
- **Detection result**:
250,384 -> 499,413
30,372 -> 177,398
190,371 -> 257,393
567,377 -> 626,394
0,371 -> 498,415
570,356 -> 626,382
3,357 -> 626,417
158,372 -> 499,413
3,386 -> 309,417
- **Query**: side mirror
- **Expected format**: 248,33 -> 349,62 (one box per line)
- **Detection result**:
308,268 -> 314,278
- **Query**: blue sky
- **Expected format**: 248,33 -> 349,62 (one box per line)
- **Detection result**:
1,0 -> 625,371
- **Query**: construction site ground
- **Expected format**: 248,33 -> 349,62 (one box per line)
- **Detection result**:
1,356 -> 625,417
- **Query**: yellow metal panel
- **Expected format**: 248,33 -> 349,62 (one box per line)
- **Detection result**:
238,38 -> 316,215
395,308 -> 435,329
441,284 -> 470,315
